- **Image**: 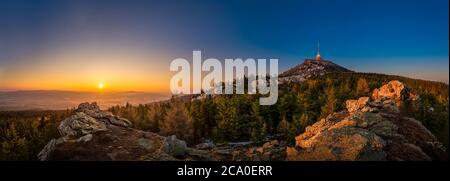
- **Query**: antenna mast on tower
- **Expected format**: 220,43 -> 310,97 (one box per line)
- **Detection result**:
315,42 -> 321,61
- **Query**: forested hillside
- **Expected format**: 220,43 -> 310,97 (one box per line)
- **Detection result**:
0,110 -> 73,160
0,72 -> 448,160
109,72 -> 449,146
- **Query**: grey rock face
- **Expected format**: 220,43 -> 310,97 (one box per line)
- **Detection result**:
163,135 -> 188,157
58,112 -> 107,137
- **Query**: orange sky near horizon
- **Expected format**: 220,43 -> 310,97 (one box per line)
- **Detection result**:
0,47 -> 172,93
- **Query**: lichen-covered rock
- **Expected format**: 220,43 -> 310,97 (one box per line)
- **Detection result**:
76,102 -> 102,116
371,80 -> 416,106
346,97 -> 370,113
76,102 -> 132,127
288,127 -> 386,161
163,135 -> 188,157
58,112 -> 107,137
37,138 -> 57,161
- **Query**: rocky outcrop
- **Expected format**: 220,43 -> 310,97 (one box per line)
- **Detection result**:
164,135 -> 188,157
57,112 -> 107,137
76,102 -> 132,127
371,80 -> 419,106
38,102 -> 189,161
287,80 -> 448,161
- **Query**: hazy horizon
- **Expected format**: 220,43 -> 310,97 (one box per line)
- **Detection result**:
0,90 -> 170,111
0,89 -> 169,94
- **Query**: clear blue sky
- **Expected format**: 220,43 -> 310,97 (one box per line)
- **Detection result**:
0,0 -> 448,91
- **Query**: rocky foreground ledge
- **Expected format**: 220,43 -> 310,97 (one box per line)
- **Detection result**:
287,80 -> 448,161
39,80 -> 447,161
38,102 -> 191,161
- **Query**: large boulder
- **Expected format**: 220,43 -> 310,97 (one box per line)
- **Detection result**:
371,80 -> 419,105
287,80 -> 448,161
372,80 -> 405,101
289,127 -> 386,161
76,102 -> 102,115
76,102 -> 132,127
58,112 -> 107,137
163,135 -> 188,157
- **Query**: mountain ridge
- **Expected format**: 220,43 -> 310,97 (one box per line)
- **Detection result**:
279,59 -> 353,83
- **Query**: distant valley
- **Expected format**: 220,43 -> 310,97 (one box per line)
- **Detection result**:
0,90 -> 170,111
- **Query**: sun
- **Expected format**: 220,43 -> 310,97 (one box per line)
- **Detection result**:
97,83 -> 104,89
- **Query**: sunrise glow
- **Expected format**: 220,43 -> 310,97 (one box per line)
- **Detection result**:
97,83 -> 104,89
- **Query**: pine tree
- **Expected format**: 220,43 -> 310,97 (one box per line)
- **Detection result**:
250,102 -> 267,141
160,101 -> 193,141
277,116 -> 290,138
320,86 -> 337,118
